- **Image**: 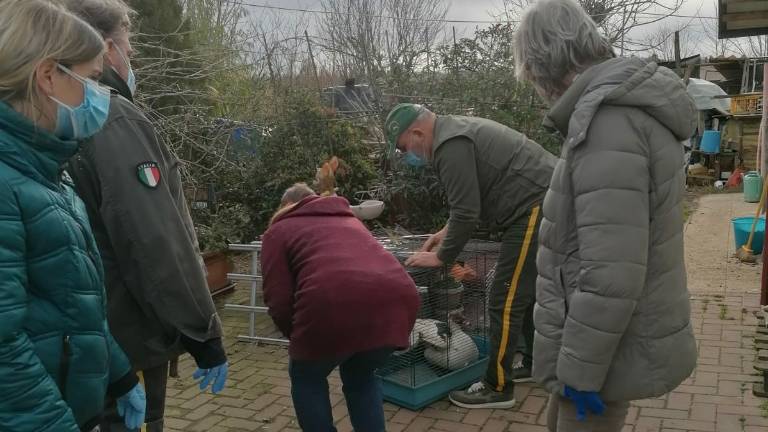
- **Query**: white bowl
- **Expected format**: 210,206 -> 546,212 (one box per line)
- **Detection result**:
350,200 -> 384,220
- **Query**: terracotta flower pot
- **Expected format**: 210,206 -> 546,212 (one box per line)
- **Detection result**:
203,251 -> 234,296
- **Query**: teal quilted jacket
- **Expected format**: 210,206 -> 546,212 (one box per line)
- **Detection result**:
0,102 -> 136,432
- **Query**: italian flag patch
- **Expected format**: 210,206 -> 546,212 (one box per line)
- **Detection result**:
137,162 -> 161,188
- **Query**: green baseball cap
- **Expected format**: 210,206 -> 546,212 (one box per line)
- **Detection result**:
384,103 -> 424,154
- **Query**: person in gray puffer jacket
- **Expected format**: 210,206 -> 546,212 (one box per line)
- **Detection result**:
513,0 -> 698,430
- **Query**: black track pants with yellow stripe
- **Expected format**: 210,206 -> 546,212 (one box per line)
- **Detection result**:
484,205 -> 541,394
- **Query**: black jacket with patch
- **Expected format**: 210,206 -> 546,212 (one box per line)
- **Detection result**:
67,69 -> 226,370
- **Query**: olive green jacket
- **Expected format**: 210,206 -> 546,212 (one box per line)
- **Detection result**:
432,116 -> 556,263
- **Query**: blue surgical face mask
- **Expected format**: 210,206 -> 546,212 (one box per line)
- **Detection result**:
114,45 -> 137,95
49,65 -> 111,140
405,151 -> 427,168
403,133 -> 428,168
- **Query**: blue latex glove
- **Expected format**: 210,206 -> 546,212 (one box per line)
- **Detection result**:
564,386 -> 606,421
116,383 -> 146,430
193,362 -> 228,394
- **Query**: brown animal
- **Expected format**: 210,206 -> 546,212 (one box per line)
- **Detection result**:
315,156 -> 347,196
450,263 -> 477,282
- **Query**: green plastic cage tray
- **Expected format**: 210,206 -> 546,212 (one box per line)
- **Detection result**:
378,336 -> 489,410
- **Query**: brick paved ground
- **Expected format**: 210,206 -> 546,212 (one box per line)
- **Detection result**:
165,193 -> 768,431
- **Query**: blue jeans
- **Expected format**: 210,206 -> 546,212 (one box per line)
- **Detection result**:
289,348 -> 393,432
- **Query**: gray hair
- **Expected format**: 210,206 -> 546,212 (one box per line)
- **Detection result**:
61,0 -> 135,38
513,0 -> 614,100
415,106 -> 433,122
280,183 -> 316,206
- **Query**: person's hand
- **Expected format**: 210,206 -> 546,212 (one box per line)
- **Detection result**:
116,383 -> 146,430
564,386 -> 605,421
420,226 -> 448,252
405,251 -> 444,268
193,362 -> 229,394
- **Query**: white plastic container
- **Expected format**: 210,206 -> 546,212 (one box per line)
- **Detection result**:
350,200 -> 384,220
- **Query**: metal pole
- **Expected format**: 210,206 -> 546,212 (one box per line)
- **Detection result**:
742,59 -> 749,94
226,304 -> 268,312
754,59 -> 759,93
249,248 -> 259,339
225,242 -> 289,346
762,64 -> 768,176
237,335 -> 290,345
762,64 -> 768,306
674,31 -> 681,75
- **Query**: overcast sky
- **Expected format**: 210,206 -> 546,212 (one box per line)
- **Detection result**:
244,1 -> 723,56
252,1 -> 717,29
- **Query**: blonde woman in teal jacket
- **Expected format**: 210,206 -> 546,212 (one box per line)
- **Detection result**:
0,1 -> 144,431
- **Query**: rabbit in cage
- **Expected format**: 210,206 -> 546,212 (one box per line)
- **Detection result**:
399,318 -> 445,354
403,311 -> 479,370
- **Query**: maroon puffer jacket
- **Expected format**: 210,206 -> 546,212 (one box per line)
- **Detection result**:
261,196 -> 419,360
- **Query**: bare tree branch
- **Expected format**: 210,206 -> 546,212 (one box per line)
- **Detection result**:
317,0 -> 448,81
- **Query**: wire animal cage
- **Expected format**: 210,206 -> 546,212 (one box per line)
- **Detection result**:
376,236 -> 501,409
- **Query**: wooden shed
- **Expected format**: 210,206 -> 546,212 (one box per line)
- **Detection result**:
719,0 -> 768,39
721,113 -> 761,171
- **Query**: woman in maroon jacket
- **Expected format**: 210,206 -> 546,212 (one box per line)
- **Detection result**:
261,187 -> 419,431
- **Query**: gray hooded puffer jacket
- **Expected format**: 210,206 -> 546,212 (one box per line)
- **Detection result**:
534,57 -> 698,402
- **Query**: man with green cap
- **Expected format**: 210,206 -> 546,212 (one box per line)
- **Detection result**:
386,103 -> 556,409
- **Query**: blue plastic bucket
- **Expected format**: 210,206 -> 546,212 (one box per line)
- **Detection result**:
732,216 -> 765,254
700,130 -> 721,153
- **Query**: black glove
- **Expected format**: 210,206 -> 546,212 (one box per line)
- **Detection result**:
179,335 -> 227,369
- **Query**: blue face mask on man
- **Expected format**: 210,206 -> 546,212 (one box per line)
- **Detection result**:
114,44 -> 137,96
405,151 -> 427,168
49,65 -> 111,140
402,133 -> 428,168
